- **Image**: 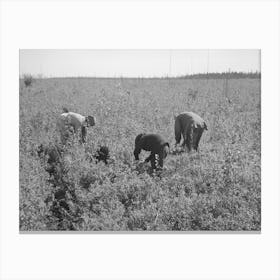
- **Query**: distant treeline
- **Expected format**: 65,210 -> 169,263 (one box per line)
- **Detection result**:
20,71 -> 261,80
178,71 -> 261,79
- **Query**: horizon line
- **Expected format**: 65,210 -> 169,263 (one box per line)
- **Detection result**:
19,70 -> 261,79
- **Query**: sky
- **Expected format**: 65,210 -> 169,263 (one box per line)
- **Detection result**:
19,49 -> 260,78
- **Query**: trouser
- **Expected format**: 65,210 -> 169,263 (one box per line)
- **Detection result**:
183,125 -> 204,151
146,150 -> 167,170
60,125 -> 86,144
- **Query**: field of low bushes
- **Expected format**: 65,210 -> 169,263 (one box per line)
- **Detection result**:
19,77 -> 261,231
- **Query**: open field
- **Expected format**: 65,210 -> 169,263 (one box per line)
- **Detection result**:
19,77 -> 261,231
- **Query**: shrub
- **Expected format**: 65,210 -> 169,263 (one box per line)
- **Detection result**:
23,74 -> 33,87
19,77 -> 261,231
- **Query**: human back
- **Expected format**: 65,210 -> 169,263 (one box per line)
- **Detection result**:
57,111 -> 95,144
60,112 -> 86,131
139,133 -> 169,154
176,112 -> 206,129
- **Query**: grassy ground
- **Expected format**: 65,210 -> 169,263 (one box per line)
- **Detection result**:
19,77 -> 261,231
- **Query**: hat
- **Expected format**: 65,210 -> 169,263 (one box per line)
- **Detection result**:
87,115 -> 96,126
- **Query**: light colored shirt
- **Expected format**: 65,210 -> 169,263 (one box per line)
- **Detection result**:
58,112 -> 86,132
57,112 -> 87,144
176,111 -> 206,129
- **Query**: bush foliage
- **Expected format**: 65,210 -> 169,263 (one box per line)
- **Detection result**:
19,77 -> 261,231
23,74 -> 33,87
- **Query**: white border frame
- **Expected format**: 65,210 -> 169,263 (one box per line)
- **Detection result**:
1,1 -> 280,280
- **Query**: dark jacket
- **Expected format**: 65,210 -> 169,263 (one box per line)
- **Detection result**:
134,133 -> 169,160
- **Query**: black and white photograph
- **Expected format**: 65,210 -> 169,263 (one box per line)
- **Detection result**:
19,49 -> 261,232
2,0 -> 280,279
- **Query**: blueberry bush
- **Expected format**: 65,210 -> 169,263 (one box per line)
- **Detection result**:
19,77 -> 261,231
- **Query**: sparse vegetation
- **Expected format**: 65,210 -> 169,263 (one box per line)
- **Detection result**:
23,74 -> 33,87
19,77 -> 261,231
